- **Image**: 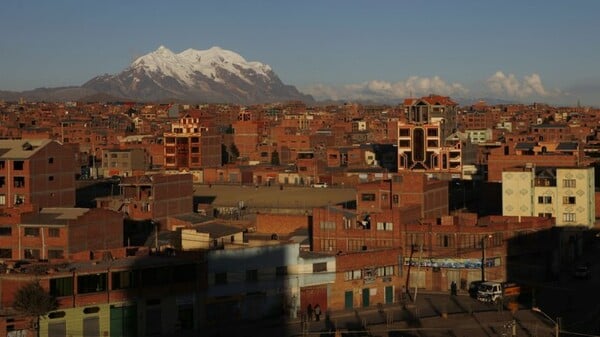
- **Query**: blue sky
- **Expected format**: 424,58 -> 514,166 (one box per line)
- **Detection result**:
1,0 -> 599,105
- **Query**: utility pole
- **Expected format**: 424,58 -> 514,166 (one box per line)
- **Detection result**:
414,242 -> 423,302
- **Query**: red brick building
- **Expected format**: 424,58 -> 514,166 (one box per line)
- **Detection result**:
0,208 -> 123,261
0,139 -> 76,210
163,112 -> 221,170
331,248 -> 404,310
96,173 -> 193,228
356,173 -> 448,219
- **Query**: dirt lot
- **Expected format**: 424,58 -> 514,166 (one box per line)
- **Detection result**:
194,184 -> 356,210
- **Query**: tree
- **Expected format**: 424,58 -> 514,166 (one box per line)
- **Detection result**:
13,280 -> 58,331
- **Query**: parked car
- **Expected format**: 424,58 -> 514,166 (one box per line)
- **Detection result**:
312,182 -> 328,188
574,265 -> 591,279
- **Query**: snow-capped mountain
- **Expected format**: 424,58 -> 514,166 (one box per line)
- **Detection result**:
83,45 -> 313,104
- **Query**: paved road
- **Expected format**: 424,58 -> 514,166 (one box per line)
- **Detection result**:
204,292 -> 561,337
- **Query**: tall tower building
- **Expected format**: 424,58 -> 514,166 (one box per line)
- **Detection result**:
163,111 -> 221,171
398,95 -> 476,180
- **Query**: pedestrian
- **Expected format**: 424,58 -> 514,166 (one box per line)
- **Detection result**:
451,281 -> 457,296
307,304 -> 313,321
314,304 -> 321,321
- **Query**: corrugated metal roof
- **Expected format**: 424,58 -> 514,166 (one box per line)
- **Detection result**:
515,142 -> 536,150
556,142 -> 578,151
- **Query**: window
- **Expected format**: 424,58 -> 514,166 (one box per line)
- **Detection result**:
13,161 -> 24,170
14,195 -> 25,205
13,177 -> 25,188
376,222 -> 393,231
344,269 -> 362,281
312,262 -> 327,273
112,271 -> 135,290
48,249 -> 64,259
537,196 -> 552,204
77,273 -> 107,293
191,147 -> 199,153
24,248 -> 40,259
319,221 -> 335,230
24,228 -> 40,237
0,227 -> 11,236
48,157 -> 54,164
173,264 -> 196,283
0,177 -> 5,188
49,176 -> 54,181
348,239 -> 365,251
0,248 -> 12,258
215,272 -> 227,285
376,266 -> 394,277
538,213 -> 552,218
563,213 -> 576,222
393,194 -> 399,204
399,128 -> 410,137
50,277 -> 73,297
246,269 -> 258,282
320,239 -> 336,251
49,228 -> 60,237
276,266 -> 288,278
0,161 -> 4,169
563,179 -> 576,188
361,193 -> 376,201
563,196 -> 576,205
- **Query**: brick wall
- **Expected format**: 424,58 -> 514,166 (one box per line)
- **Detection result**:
255,213 -> 308,235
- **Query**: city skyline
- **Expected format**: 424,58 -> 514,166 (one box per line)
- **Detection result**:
1,0 -> 599,106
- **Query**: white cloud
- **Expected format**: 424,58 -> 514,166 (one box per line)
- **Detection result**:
485,71 -> 550,98
303,76 -> 469,102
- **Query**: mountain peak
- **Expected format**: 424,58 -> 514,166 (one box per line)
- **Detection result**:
83,46 -> 313,104
155,45 -> 173,54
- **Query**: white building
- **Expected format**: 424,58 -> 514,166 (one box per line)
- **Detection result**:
502,165 -> 595,228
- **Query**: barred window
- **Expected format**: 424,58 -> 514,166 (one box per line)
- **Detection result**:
563,179 -> 576,188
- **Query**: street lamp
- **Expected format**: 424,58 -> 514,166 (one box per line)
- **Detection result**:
532,307 -> 559,337
481,234 -> 492,281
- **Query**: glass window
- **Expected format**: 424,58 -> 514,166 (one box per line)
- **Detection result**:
24,228 -> 39,237
50,277 -> 73,297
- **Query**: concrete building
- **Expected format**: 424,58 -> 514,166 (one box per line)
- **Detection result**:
101,148 -> 149,178
502,165 -> 595,228
206,243 -> 335,323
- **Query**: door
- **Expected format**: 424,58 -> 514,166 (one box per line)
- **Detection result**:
432,269 -> 442,291
385,286 -> 394,304
344,291 -> 353,309
362,288 -> 370,307
110,304 -> 137,337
